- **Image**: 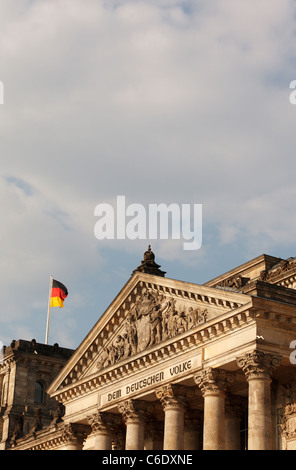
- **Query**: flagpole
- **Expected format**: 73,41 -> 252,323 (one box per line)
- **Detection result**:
45,275 -> 53,345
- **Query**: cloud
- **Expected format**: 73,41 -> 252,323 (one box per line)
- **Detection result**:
0,0 -> 296,347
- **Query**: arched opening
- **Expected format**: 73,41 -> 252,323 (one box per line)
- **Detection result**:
34,381 -> 45,404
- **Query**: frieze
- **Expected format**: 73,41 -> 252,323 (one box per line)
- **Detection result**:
96,289 -> 207,371
98,356 -> 201,407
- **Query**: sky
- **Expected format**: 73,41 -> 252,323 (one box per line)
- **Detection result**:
1,0 -> 296,350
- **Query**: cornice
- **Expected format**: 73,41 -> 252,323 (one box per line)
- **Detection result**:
204,254 -> 282,288
10,422 -> 90,451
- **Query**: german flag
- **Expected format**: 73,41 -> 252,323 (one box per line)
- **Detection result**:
50,279 -> 68,308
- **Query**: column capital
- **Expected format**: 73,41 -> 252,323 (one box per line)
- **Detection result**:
236,350 -> 281,381
194,367 -> 234,397
155,384 -> 193,411
87,411 -> 121,435
118,399 -> 153,424
60,423 -> 90,448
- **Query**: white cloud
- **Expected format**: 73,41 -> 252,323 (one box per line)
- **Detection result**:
0,0 -> 296,346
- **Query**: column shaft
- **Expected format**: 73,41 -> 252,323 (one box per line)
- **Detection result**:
237,350 -> 281,451
125,420 -> 145,450
94,431 -> 113,450
87,411 -> 119,450
118,399 -> 152,450
248,376 -> 272,449
194,368 -> 234,450
203,393 -> 225,450
184,413 -> 202,450
225,396 -> 245,450
225,416 -> 241,450
163,407 -> 184,450
156,384 -> 192,451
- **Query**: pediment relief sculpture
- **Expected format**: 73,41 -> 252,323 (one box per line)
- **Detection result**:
259,258 -> 296,283
216,275 -> 245,290
96,288 -> 207,371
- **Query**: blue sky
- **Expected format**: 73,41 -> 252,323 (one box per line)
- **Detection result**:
1,0 -> 296,350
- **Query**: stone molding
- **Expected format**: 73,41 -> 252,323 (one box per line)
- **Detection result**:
236,350 -> 281,381
10,422 -> 91,450
194,367 -> 234,397
155,384 -> 193,411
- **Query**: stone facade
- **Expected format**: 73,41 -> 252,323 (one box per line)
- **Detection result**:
3,249 -> 296,450
0,339 -> 73,449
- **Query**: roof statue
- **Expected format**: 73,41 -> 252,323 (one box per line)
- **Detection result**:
132,245 -> 166,277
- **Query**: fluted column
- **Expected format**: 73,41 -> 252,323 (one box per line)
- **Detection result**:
118,399 -> 152,450
87,412 -> 120,450
156,384 -> 193,450
194,368 -> 234,450
237,350 -> 281,450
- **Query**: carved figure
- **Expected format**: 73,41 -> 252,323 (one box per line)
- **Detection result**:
176,311 -> 187,334
125,313 -> 137,355
96,289 -> 210,371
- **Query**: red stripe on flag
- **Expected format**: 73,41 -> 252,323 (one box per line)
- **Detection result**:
51,287 -> 68,300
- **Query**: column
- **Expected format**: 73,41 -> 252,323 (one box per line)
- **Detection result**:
237,350 -> 281,450
87,412 -> 120,450
194,368 -> 234,450
156,384 -> 193,450
144,421 -> 163,450
184,411 -> 202,450
60,423 -> 90,450
118,399 -> 152,450
225,396 -> 245,450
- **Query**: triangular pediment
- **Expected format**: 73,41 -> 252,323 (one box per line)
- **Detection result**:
48,272 -> 251,398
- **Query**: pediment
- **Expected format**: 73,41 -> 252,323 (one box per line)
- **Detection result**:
48,272 -> 251,397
